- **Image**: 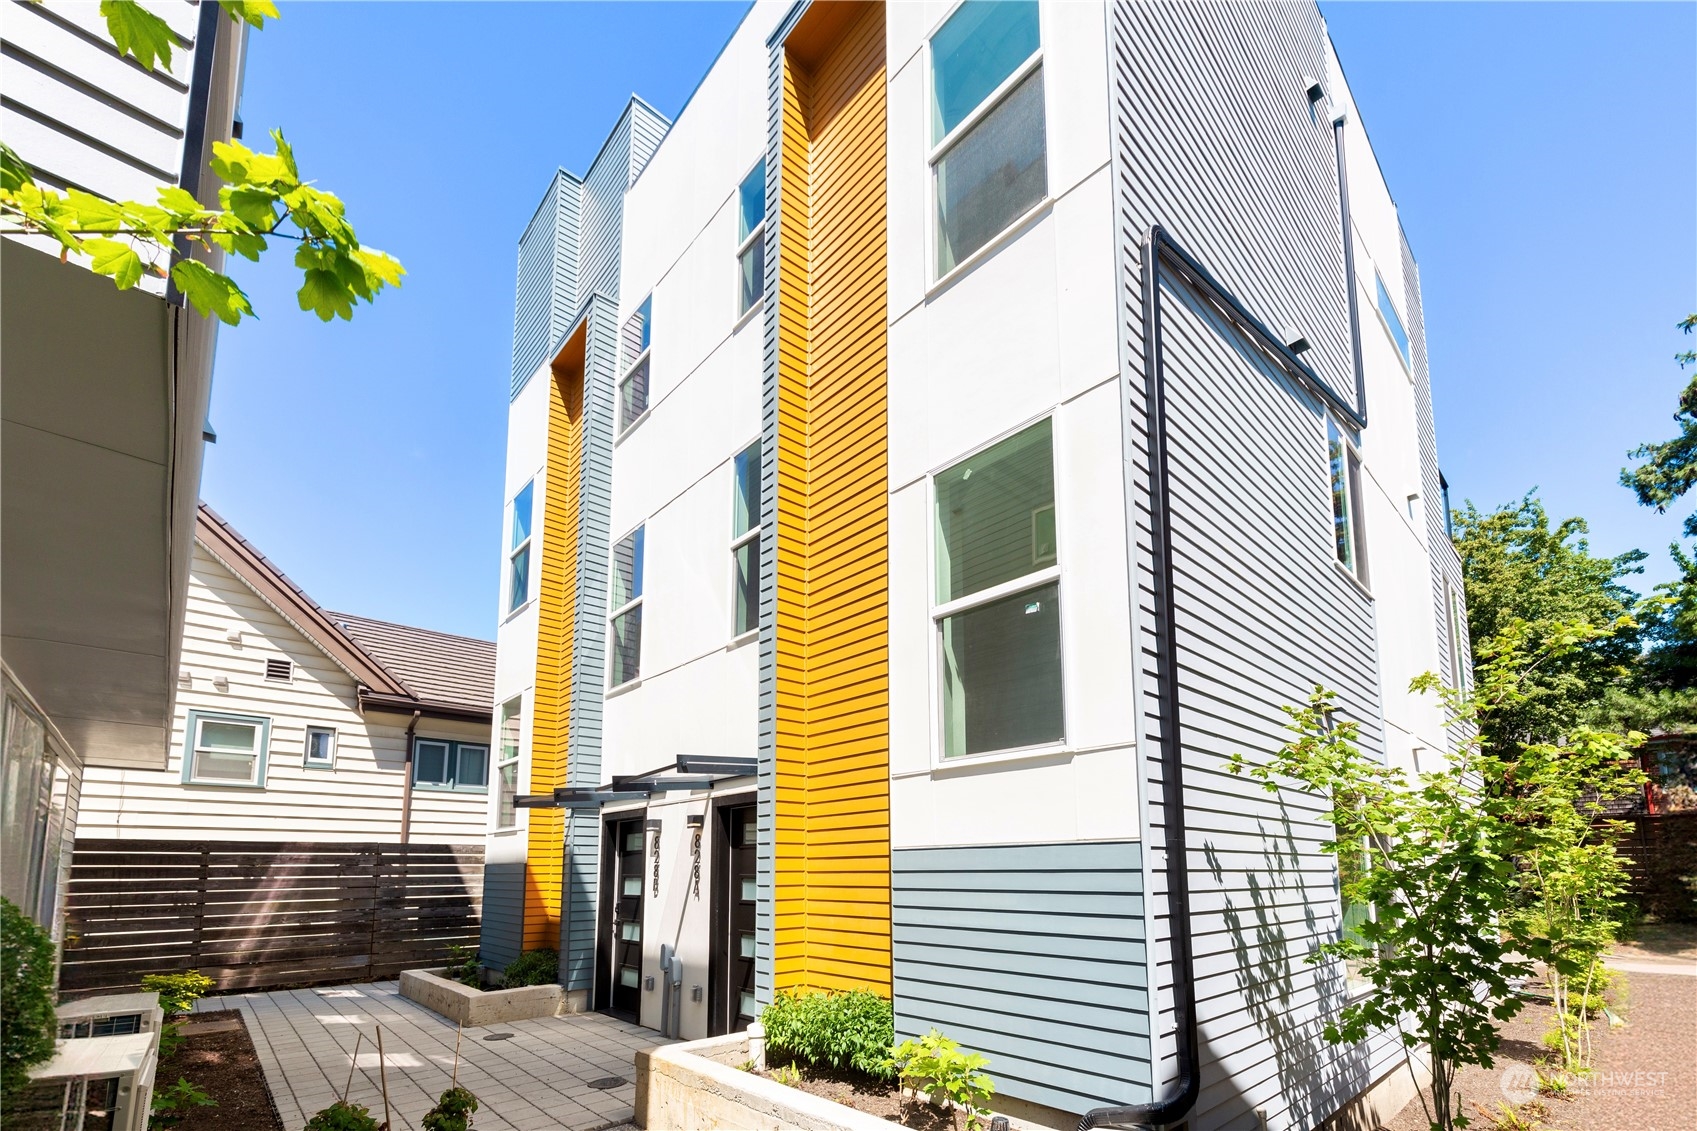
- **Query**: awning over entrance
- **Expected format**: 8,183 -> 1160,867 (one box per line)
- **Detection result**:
512,755 -> 757,809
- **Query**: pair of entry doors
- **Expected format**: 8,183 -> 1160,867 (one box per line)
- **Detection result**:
603,803 -> 756,1035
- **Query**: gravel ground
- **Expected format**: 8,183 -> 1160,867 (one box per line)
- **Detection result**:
1385,967 -> 1696,1131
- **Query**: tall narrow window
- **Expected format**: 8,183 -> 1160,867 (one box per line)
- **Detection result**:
1446,586 -> 1469,691
496,697 -> 521,829
609,526 -> 645,688
1375,271 -> 1411,371
1339,836 -> 1374,996
1328,418 -> 1367,582
508,480 -> 533,613
930,0 -> 1047,277
620,296 -> 652,432
933,419 -> 1063,758
736,164 -> 765,317
731,442 -> 761,637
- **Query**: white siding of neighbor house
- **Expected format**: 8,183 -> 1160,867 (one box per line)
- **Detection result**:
76,543 -> 488,843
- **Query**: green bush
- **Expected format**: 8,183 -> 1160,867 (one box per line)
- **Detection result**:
303,1099 -> 381,1131
1,898 -> 58,1110
421,1085 -> 479,1131
150,1076 -> 216,1124
887,1029 -> 996,1131
760,989 -> 893,1082
141,971 -> 214,1015
442,944 -> 481,988
502,949 -> 559,988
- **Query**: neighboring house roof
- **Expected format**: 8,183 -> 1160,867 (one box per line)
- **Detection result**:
194,504 -> 493,721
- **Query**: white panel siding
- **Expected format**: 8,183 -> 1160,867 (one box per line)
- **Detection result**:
77,544 -> 487,843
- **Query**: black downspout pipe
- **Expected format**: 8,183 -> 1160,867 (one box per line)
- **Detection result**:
1333,110 -> 1368,427
1079,207 -> 1367,1130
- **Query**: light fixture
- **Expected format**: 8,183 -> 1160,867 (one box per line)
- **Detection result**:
212,675 -> 229,692
226,629 -> 242,646
1282,326 -> 1312,355
686,813 -> 704,829
1303,76 -> 1325,105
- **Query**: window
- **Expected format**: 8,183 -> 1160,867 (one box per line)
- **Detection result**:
619,296 -> 652,432
930,0 -> 1047,277
304,727 -> 336,770
413,739 -> 489,791
736,163 -> 765,317
496,697 -> 521,829
182,710 -> 270,787
933,419 -> 1063,759
1328,417 -> 1367,582
508,480 -> 533,613
609,526 -> 645,688
1446,586 -> 1469,691
1375,271 -> 1411,371
732,442 -> 761,637
1339,836 -> 1374,996
265,657 -> 292,682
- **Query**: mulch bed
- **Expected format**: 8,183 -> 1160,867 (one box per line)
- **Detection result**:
1385,967 -> 1696,1131
751,1063 -> 959,1129
155,1009 -> 284,1131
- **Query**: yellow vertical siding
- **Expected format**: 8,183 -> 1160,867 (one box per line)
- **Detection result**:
774,0 -> 892,995
526,334 -> 585,953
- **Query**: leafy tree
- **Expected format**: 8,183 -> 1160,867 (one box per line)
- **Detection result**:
0,1 -> 401,324
1621,314 -> 1697,536
1,898 -> 58,1110
1452,494 -> 1643,755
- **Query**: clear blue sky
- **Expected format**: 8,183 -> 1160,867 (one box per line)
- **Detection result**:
203,2 -> 1695,641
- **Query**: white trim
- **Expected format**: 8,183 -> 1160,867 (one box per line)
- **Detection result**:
930,565 -> 1060,621
926,49 -> 1044,163
303,725 -> 336,769
925,197 -> 1054,299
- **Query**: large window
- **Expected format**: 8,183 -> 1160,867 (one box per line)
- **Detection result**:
496,697 -> 521,829
1328,417 -> 1367,582
509,480 -> 533,614
930,0 -> 1047,277
619,296 -> 652,432
736,164 -> 765,317
1375,271 -> 1411,371
609,526 -> 645,688
414,739 -> 489,792
933,419 -> 1063,759
732,442 -> 761,638
182,710 -> 270,787
3,687 -> 73,929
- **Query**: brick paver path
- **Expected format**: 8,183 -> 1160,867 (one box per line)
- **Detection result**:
196,981 -> 661,1131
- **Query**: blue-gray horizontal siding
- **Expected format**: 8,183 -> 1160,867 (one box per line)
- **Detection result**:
511,170 -> 580,399
480,860 -> 525,970
892,841 -> 1150,1116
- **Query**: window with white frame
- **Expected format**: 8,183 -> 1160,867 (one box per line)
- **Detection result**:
736,163 -> 765,317
509,480 -> 533,613
732,442 -> 761,637
1328,417 -> 1367,582
609,526 -> 645,688
933,418 -> 1063,759
413,739 -> 489,791
930,0 -> 1047,278
304,726 -> 336,770
496,697 -> 521,828
1375,271 -> 1411,371
183,710 -> 270,786
1446,585 -> 1469,690
619,296 -> 652,432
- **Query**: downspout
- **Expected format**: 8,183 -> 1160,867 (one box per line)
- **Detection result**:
399,709 -> 421,844
1332,107 -> 1367,426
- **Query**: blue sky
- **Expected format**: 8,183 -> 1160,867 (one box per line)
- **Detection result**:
203,2 -> 1695,640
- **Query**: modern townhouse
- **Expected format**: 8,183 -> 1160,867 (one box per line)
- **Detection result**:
482,2 -> 1471,1128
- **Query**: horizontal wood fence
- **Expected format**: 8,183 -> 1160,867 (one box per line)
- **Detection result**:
1614,812 -> 1697,923
61,840 -> 484,995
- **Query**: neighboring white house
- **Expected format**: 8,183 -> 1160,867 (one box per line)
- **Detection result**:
77,505 -> 496,844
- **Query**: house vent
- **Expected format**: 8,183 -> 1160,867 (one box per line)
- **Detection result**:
265,658 -> 293,682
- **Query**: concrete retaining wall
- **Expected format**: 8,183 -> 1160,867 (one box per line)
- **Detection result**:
398,968 -> 563,1027
636,1032 -> 900,1131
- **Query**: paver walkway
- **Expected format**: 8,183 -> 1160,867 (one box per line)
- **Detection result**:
196,981 -> 663,1131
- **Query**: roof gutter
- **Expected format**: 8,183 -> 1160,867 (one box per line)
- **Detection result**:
358,690 -> 492,724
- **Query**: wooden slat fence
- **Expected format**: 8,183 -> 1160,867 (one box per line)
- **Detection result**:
1615,812 -> 1697,923
61,840 -> 483,994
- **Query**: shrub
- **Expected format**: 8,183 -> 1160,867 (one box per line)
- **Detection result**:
502,949 -> 558,988
421,1085 -> 479,1131
442,944 -> 481,988
887,1030 -> 996,1131
304,1099 -> 381,1131
760,989 -> 893,1082
1,898 -> 58,1110
141,971 -> 214,1015
150,1076 -> 216,1123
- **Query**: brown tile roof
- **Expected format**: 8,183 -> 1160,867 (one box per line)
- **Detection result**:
328,613 -> 496,717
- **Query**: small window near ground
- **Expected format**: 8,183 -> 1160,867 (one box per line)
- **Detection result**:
183,711 -> 270,787
1328,417 -> 1367,583
1375,271 -> 1411,371
508,480 -> 533,614
496,697 -> 521,829
609,526 -> 645,687
732,442 -> 761,638
620,297 -> 652,431
736,163 -> 765,317
304,727 -> 336,770
413,739 -> 488,792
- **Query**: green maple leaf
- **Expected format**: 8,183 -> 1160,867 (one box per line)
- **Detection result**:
0,142 -> 32,194
171,258 -> 254,325
216,0 -> 279,29
100,0 -> 176,72
298,268 -> 354,321
84,238 -> 144,289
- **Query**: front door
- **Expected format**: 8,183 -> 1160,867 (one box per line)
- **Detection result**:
609,817 -> 646,1019
710,803 -> 758,1034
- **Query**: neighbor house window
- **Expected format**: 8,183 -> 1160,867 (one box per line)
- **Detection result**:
304,727 -> 336,770
413,739 -> 489,792
509,480 -> 533,613
1375,271 -> 1411,371
496,697 -> 521,829
619,296 -> 652,432
1328,417 -> 1367,582
609,526 -> 645,688
933,418 -> 1063,758
732,442 -> 761,638
736,163 -> 765,317
182,710 -> 271,787
930,0 -> 1046,277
